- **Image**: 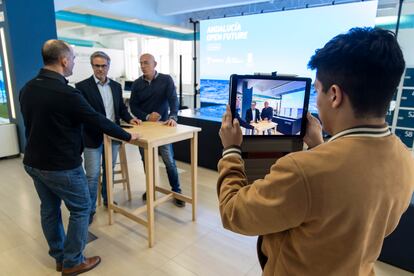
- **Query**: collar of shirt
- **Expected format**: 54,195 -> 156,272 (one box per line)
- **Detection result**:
93,75 -> 110,86
142,71 -> 159,84
39,68 -> 68,84
329,124 -> 391,142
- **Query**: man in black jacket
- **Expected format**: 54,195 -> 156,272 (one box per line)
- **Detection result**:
76,51 -> 140,222
20,40 -> 139,275
245,101 -> 260,134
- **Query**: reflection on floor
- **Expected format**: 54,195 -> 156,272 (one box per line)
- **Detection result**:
0,144 -> 412,276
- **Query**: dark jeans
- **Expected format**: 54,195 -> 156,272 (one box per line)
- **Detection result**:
24,165 -> 90,269
139,144 -> 181,193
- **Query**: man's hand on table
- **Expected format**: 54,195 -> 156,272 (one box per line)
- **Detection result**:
129,118 -> 142,125
128,133 -> 141,143
163,119 -> 177,127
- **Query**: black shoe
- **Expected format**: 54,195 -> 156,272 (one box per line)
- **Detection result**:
174,198 -> 186,208
142,192 -> 147,201
103,201 -> 118,208
89,212 -> 95,225
56,262 -> 62,272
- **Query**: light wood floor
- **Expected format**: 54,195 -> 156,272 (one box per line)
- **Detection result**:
0,144 -> 412,276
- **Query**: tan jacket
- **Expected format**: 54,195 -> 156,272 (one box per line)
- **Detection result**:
217,128 -> 414,276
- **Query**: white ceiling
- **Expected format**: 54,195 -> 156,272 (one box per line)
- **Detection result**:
54,0 -> 402,49
54,0 -> 271,17
54,0 -> 276,47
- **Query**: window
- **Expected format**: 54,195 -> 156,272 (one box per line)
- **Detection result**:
173,40 -> 192,85
141,37 -> 170,74
124,37 -> 139,80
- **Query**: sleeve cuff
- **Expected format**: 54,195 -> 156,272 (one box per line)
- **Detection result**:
169,115 -> 178,121
222,145 -> 242,158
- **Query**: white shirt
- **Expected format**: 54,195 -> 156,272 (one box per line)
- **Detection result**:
252,108 -> 256,122
94,75 -> 115,122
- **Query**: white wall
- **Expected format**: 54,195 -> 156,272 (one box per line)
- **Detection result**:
157,0 -> 267,16
54,0 -> 181,26
68,46 -> 125,84
399,29 -> 414,66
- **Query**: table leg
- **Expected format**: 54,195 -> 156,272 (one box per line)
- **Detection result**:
104,135 -> 114,225
191,133 -> 198,221
144,147 -> 155,247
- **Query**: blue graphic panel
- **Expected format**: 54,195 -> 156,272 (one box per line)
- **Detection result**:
403,68 -> 414,87
395,128 -> 414,148
397,109 -> 414,128
400,89 -> 414,108
386,109 -> 394,125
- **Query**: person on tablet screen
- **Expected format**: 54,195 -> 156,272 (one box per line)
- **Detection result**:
261,101 -> 274,134
217,27 -> 414,275
245,101 -> 260,134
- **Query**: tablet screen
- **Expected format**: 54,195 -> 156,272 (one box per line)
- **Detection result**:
229,75 -> 311,138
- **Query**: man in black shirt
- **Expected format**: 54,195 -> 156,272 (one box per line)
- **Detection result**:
20,40 -> 139,275
261,101 -> 274,134
129,53 -> 185,207
261,101 -> 273,121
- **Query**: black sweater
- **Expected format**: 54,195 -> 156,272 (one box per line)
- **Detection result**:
129,73 -> 178,121
20,69 -> 131,170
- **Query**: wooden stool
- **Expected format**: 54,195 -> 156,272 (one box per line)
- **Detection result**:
97,142 -> 132,206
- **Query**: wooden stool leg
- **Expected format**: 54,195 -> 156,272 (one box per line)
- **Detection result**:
97,173 -> 102,206
119,148 -> 127,191
119,143 -> 132,201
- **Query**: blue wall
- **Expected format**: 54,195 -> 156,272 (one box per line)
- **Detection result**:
3,0 -> 57,151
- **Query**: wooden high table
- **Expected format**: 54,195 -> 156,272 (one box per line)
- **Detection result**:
103,122 -> 201,247
251,121 -> 278,135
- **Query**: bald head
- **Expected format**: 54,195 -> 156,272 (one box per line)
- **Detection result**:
42,39 -> 75,77
140,53 -> 157,80
140,53 -> 155,62
42,39 -> 72,65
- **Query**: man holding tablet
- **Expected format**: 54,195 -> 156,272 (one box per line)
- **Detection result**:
217,28 -> 414,275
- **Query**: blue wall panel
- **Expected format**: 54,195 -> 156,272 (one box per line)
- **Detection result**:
3,0 -> 57,151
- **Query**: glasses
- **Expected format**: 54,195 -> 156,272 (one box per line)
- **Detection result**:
92,64 -> 108,69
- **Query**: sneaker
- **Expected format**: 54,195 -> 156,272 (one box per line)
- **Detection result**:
174,198 -> 186,208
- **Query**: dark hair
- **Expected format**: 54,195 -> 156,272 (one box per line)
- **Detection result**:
41,39 -> 72,65
90,51 -> 111,64
308,27 -> 405,118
